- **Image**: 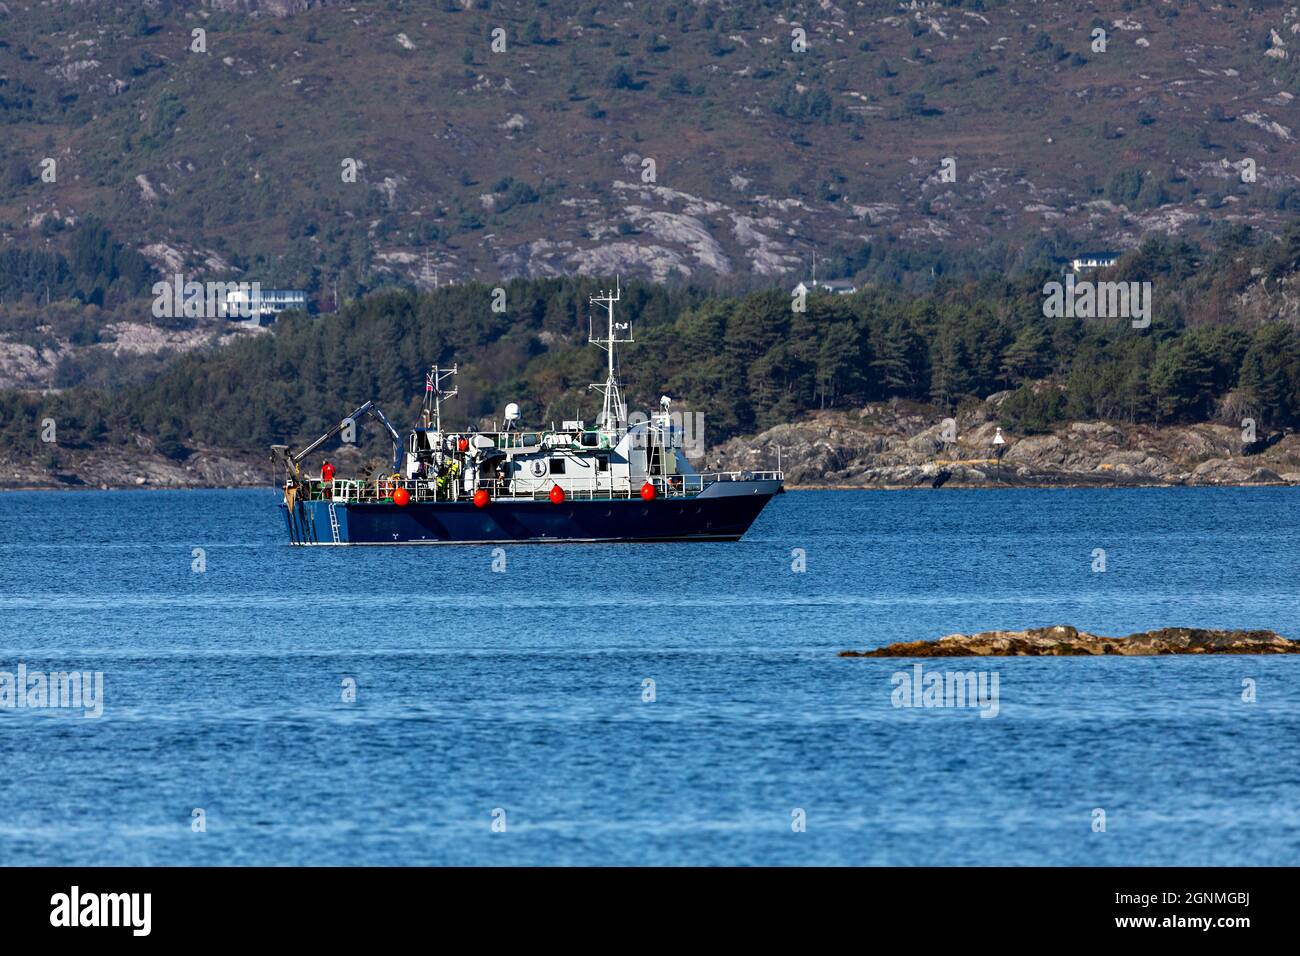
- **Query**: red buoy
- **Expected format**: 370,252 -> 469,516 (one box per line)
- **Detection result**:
321,461 -> 336,482
473,489 -> 490,508
392,487 -> 410,506
457,438 -> 469,453
640,481 -> 656,501
549,485 -> 566,504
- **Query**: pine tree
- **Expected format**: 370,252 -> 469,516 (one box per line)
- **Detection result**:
1000,324 -> 1049,385
1238,324 -> 1300,426
929,329 -> 971,410
1150,337 -> 1216,421
814,322 -> 861,409
870,320 -> 920,397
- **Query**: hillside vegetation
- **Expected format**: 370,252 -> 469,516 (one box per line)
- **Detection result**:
4,0 -> 1300,485
4,227 -> 1300,477
3,0 -> 1300,310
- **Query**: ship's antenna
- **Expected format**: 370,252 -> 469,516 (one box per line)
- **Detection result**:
588,277 -> 631,431
423,364 -> 458,433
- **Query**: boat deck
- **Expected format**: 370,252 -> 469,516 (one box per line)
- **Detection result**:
293,471 -> 782,505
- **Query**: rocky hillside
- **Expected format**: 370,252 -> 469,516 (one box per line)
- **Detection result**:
706,395 -> 1300,487
3,0 -> 1300,306
0,306 -> 265,390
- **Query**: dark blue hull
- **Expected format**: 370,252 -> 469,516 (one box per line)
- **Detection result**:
282,486 -> 779,545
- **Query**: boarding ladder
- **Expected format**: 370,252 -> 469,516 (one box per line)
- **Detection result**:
328,502 -> 341,544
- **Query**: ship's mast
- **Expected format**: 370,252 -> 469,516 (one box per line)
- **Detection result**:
589,279 -> 632,431
422,364 -> 458,432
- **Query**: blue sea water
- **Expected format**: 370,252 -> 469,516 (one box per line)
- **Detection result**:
0,486 -> 1297,866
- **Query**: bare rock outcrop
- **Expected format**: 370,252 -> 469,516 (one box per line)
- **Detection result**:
840,625 -> 1300,657
701,396 -> 1300,488
0,443 -> 271,490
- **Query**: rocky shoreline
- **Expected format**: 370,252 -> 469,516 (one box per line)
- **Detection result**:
707,395 -> 1300,489
0,444 -> 273,491
4,395 -> 1300,490
841,625 -> 1300,657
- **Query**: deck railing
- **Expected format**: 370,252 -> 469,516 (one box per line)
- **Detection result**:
294,470 -> 782,504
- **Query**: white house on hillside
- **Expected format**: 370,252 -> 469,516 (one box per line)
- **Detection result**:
1069,251 -> 1121,272
793,279 -> 858,296
222,288 -> 309,324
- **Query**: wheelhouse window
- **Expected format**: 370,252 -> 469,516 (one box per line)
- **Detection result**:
549,458 -> 566,475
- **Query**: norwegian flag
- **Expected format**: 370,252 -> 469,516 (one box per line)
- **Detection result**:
425,372 -> 434,392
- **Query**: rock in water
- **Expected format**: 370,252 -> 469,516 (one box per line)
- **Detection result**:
840,625 -> 1300,657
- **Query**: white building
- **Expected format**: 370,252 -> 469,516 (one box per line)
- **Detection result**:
222,288 -> 309,323
1069,251 -> 1120,272
793,279 -> 858,296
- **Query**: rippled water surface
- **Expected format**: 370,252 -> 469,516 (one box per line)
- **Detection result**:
0,487 -> 1297,865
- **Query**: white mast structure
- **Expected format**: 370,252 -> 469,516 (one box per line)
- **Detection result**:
588,280 -> 632,432
422,364 -> 458,432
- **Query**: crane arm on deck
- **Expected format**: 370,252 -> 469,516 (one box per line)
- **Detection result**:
271,400 -> 403,477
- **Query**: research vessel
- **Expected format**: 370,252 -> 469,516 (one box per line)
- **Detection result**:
272,285 -> 782,544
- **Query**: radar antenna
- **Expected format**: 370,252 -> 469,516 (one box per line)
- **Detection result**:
422,364 -> 458,432
588,278 -> 632,431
